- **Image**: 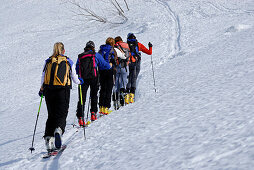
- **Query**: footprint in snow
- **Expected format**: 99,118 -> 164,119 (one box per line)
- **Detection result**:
225,24 -> 252,35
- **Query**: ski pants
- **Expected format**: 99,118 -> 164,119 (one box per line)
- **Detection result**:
127,59 -> 141,94
76,78 -> 99,118
99,69 -> 114,108
44,87 -> 70,137
114,66 -> 129,93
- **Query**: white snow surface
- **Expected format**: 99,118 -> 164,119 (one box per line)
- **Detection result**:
1,0 -> 254,169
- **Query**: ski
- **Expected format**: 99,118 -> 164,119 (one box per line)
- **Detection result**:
72,122 -> 90,132
42,145 -> 67,159
72,110 -> 114,129
99,110 -> 113,117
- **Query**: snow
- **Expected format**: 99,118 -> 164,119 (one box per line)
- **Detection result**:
1,0 -> 254,169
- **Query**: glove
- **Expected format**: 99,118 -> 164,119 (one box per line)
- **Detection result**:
148,42 -> 153,48
79,77 -> 84,85
38,89 -> 44,97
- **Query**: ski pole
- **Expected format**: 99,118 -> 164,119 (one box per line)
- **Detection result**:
112,74 -> 117,110
86,97 -> 91,125
72,86 -> 79,127
79,84 -> 86,140
120,67 -> 126,106
150,54 -> 157,93
29,95 -> 43,153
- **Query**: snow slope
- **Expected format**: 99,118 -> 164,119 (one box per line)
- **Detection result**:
0,0 -> 254,169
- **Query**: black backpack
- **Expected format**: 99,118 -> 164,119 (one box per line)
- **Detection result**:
128,39 -> 140,55
127,39 -> 141,62
78,51 -> 97,79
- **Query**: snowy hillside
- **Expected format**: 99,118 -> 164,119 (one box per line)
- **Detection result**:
1,0 -> 254,169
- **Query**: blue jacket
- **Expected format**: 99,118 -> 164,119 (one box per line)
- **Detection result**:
75,50 -> 111,74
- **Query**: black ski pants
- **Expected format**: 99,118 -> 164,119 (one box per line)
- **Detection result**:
44,88 -> 70,137
99,69 -> 114,108
127,59 -> 141,94
76,78 -> 99,118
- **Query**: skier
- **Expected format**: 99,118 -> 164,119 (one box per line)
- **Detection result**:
76,41 -> 111,126
126,33 -> 153,103
98,37 -> 117,115
113,36 -> 130,108
39,42 -> 82,152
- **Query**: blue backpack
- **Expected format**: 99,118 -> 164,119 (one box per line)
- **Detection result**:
98,44 -> 114,63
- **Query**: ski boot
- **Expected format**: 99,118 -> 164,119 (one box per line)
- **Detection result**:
91,112 -> 97,121
130,93 -> 135,103
120,92 -> 125,106
99,106 -> 105,116
78,117 -> 85,127
54,127 -> 62,149
125,93 -> 130,104
112,92 -> 119,110
104,107 -> 109,115
44,136 -> 55,152
99,106 -> 103,114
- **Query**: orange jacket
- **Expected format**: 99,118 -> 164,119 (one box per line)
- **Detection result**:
130,42 -> 152,63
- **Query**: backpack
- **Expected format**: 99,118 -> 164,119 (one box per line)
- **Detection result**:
44,55 -> 71,88
78,51 -> 97,79
115,43 -> 129,69
127,38 -> 141,62
98,44 -> 114,63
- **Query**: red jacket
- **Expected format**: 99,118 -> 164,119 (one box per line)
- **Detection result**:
130,42 -> 152,63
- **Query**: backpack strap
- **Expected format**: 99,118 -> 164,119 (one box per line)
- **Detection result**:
118,43 -> 130,61
65,56 -> 72,88
115,44 -> 129,71
109,47 -> 114,58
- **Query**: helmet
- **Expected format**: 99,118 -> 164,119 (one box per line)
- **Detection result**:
86,41 -> 95,48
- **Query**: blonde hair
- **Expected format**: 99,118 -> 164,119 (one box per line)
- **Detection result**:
106,37 -> 115,47
52,42 -> 65,57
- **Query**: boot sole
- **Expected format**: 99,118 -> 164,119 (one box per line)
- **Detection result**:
55,133 -> 62,149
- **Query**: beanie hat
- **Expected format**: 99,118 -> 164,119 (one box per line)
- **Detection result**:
86,41 -> 95,48
127,33 -> 136,39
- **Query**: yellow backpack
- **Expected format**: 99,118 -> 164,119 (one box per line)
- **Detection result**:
44,55 -> 71,87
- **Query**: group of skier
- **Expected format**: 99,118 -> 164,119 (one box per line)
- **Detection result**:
38,33 -> 152,152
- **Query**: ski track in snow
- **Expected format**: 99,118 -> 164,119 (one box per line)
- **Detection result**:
155,0 -> 182,60
206,1 -> 254,15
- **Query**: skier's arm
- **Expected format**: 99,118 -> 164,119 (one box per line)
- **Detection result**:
138,42 -> 152,55
40,58 -> 51,88
75,58 -> 79,75
95,53 -> 111,70
68,58 -> 80,84
40,61 -> 46,88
